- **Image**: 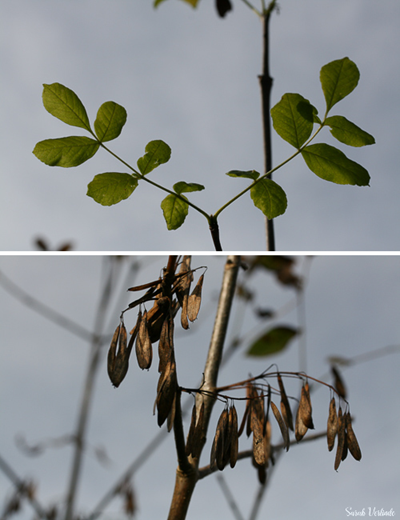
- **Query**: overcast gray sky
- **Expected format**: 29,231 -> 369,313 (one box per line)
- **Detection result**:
1,255 -> 399,519
1,1 -> 400,251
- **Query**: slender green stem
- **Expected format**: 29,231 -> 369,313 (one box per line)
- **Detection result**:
213,122 -> 326,219
240,0 -> 262,17
98,142 -> 211,222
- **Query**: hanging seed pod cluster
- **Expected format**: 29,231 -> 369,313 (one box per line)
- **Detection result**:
205,369 -> 361,478
107,256 -> 205,429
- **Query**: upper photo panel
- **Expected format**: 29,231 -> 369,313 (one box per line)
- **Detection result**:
2,0 -> 398,251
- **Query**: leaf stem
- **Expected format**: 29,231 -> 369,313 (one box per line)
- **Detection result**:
98,142 -> 211,221
213,121 -> 325,219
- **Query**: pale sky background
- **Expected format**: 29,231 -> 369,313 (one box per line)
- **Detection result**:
1,255 -> 399,519
1,1 -> 400,251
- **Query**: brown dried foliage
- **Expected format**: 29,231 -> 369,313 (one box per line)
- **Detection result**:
210,404 -> 240,471
334,406 -> 345,470
186,400 -> 204,459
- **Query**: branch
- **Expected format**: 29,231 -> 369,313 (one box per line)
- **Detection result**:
166,256 -> 241,520
258,9 -> 276,251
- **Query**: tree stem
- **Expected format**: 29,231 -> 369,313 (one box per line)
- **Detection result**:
259,7 -> 276,251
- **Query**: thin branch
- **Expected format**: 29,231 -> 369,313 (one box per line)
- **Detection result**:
0,453 -> 48,520
64,258 -> 121,520
216,474 -> 246,520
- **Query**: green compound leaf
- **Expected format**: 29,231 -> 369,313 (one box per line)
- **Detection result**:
33,136 -> 99,167
250,178 -> 287,219
301,143 -> 370,186
320,58 -> 360,112
137,140 -> 171,175
161,194 -> 189,230
325,116 -> 375,147
247,326 -> 299,357
271,93 -> 316,149
42,83 -> 91,131
226,170 -> 260,180
173,181 -> 205,195
94,101 -> 127,142
87,173 -> 138,206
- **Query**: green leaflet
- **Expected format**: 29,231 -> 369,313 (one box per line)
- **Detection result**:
250,178 -> 287,219
226,170 -> 260,180
33,136 -> 99,167
320,58 -> 360,112
173,181 -> 205,194
325,116 -> 375,147
87,173 -> 138,206
271,94 -> 316,149
137,140 -> 171,175
94,102 -> 127,142
301,143 -> 370,186
42,83 -> 91,131
247,326 -> 298,357
161,194 -> 189,230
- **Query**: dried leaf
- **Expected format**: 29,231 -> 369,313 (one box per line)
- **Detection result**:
238,400 -> 249,438
278,374 -> 294,431
188,274 -> 204,322
327,397 -> 338,452
331,365 -> 347,399
345,412 -> 362,461
271,401 -> 290,451
135,310 -> 153,370
334,406 -> 345,471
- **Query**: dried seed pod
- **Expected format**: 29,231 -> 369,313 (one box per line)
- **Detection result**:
175,256 -> 193,330
187,400 -> 204,459
210,408 -> 229,471
188,274 -> 204,322
107,323 -> 131,388
300,382 -> 314,429
186,403 -> 197,457
331,365 -> 347,399
271,401 -> 290,451
345,412 -> 362,461
158,313 -> 173,374
135,310 -> 153,370
229,405 -> 239,468
155,359 -> 177,427
334,406 -> 345,471
238,400 -> 249,438
166,390 -> 177,433
327,397 -> 338,452
252,400 -> 270,467
278,374 -> 294,431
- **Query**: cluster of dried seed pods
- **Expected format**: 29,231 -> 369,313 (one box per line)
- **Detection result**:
326,397 -> 362,470
107,256 -> 205,429
210,403 -> 239,471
